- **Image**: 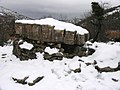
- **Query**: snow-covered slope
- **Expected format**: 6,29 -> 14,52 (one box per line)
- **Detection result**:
15,18 -> 88,35
107,7 -> 120,15
0,42 -> 120,90
0,13 -> 4,16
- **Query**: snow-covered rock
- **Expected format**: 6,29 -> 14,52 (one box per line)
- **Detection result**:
19,42 -> 33,50
44,47 -> 59,55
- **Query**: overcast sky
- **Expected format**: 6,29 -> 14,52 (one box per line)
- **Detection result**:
0,0 -> 120,19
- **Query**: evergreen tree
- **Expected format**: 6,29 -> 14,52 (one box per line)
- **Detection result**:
91,2 -> 105,42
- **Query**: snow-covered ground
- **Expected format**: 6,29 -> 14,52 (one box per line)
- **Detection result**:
0,42 -> 120,90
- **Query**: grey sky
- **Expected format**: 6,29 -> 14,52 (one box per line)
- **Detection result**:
0,0 -> 120,19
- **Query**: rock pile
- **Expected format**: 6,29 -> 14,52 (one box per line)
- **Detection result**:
13,39 -> 95,61
13,39 -> 37,60
44,52 -> 63,61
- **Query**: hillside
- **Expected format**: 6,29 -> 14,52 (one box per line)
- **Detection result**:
76,5 -> 120,41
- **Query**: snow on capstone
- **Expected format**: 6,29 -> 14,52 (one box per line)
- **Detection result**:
15,18 -> 88,35
19,42 -> 33,50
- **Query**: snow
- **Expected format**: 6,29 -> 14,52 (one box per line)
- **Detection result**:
107,9 -> 118,15
44,47 -> 59,54
107,7 -> 120,15
19,42 -> 33,50
15,18 -> 88,35
0,42 -> 120,90
87,42 -> 120,67
0,13 -> 4,16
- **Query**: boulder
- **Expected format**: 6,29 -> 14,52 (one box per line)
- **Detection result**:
63,53 -> 75,58
28,76 -> 44,86
95,62 -> 120,73
87,48 -> 95,55
12,76 -> 29,85
20,48 -> 37,60
51,53 -> 63,60
74,46 -> 87,57
13,39 -> 37,61
12,76 -> 44,86
43,52 -> 63,61
43,52 -> 52,61
73,68 -> 81,73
